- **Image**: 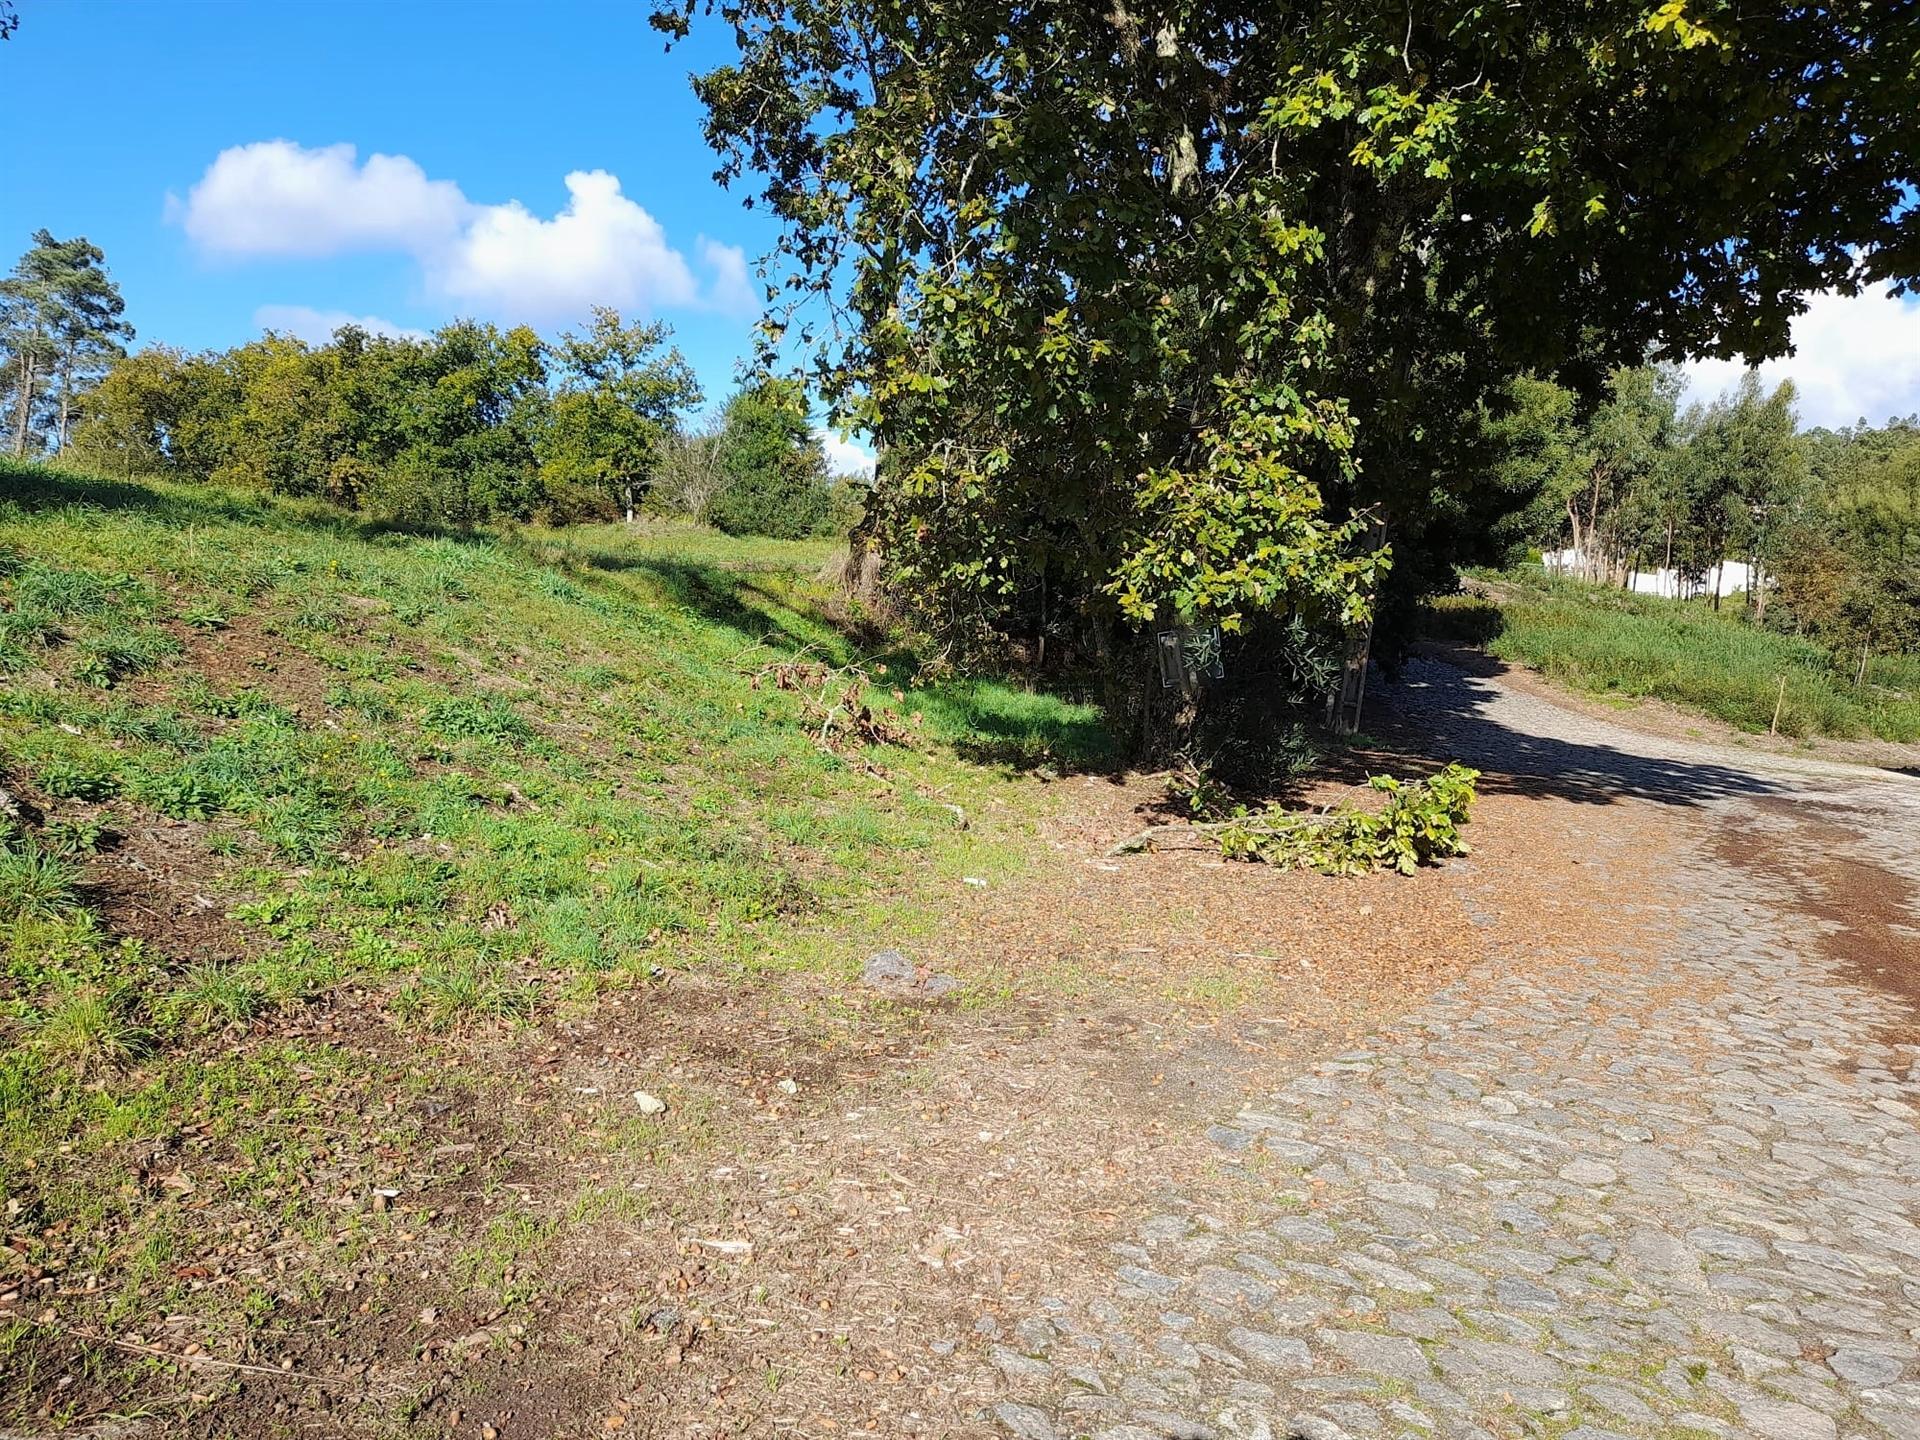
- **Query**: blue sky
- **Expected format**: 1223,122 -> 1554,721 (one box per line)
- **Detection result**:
4,2 -> 1917,438
1,1 -> 883,465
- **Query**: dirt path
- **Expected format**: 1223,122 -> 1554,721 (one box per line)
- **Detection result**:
981,656 -> 1920,1440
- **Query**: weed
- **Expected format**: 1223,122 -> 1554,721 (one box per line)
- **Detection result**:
181,600 -> 229,631
73,628 -> 179,687
392,956 -> 533,1030
29,986 -> 153,1073
36,758 -> 122,801
423,696 -> 533,744
128,768 -> 224,820
160,963 -> 265,1031
13,564 -> 116,618
0,841 -> 82,921
43,816 -> 110,853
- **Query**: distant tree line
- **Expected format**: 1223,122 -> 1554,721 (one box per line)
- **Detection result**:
0,233 -> 863,539
1492,363 -> 1920,665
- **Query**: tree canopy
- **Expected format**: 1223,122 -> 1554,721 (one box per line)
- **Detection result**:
539,308 -> 702,524
659,0 -> 1920,695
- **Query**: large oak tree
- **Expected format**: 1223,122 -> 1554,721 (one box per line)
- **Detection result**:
659,0 -> 1919,717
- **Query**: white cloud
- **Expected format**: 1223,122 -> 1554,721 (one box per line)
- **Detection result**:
1682,285 -> 1920,430
178,141 -> 749,326
699,238 -> 757,315
437,169 -> 698,318
254,304 -> 428,344
816,428 -> 877,479
179,141 -> 467,259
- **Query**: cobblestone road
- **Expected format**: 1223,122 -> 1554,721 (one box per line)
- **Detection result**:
985,660 -> 1920,1440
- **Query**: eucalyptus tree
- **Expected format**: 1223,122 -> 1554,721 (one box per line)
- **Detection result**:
658,0 -> 1920,722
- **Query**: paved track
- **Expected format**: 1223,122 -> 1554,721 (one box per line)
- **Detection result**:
986,659 -> 1920,1440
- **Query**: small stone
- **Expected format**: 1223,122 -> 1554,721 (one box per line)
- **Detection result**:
989,1345 -> 1053,1381
1739,1399 -> 1838,1440
1262,1138 -> 1326,1165
1830,1349 -> 1906,1387
1558,1159 -> 1617,1185
1686,1226 -> 1768,1262
1155,1333 -> 1202,1367
1287,1415 -> 1355,1440
1493,1277 -> 1560,1313
1322,1329 -> 1431,1380
1492,1201 -> 1550,1233
1225,1327 -> 1312,1372
1116,1264 -> 1179,1297
863,949 -> 917,988
1581,1383 -> 1656,1424
1623,1227 -> 1700,1277
994,1402 -> 1058,1440
1271,1217 -> 1336,1246
1014,1317 -> 1056,1354
632,1090 -> 667,1115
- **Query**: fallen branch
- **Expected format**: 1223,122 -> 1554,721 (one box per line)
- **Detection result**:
36,1324 -> 346,1385
748,651 -> 920,773
1111,763 -> 1481,876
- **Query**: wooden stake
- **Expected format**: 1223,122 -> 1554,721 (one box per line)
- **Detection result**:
1769,673 -> 1787,736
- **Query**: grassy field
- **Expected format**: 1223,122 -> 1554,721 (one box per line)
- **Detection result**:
0,459 -> 1109,1424
1423,567 -> 1920,743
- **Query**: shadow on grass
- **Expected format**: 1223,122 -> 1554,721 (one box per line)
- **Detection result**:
1417,594 -> 1506,647
914,675 -> 1117,774
559,537 -> 1120,774
4,460 -> 1126,776
566,547 -> 833,657
0,458 -> 498,549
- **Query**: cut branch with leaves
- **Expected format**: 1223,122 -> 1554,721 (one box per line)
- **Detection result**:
1113,762 -> 1480,876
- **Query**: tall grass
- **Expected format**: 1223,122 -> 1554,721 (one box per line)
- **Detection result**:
1424,570 -> 1920,743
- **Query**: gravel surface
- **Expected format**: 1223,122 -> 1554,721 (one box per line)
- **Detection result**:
982,658 -> 1920,1440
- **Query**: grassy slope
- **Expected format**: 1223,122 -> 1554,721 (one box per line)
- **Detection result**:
1423,568 -> 1920,743
0,460 -> 1105,1414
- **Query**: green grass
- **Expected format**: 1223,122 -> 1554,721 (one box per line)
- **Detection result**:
0,456 -> 1112,1379
1423,568 -> 1920,743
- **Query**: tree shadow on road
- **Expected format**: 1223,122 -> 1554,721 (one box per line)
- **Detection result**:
1368,654 -> 1786,808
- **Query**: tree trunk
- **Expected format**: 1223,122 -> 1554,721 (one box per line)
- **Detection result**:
55,367 -> 72,451
1711,557 -> 1723,611
1585,469 -> 1606,582
10,350 -> 36,457
623,479 -> 635,526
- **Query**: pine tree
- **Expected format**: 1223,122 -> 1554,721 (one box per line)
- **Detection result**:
0,230 -> 134,456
